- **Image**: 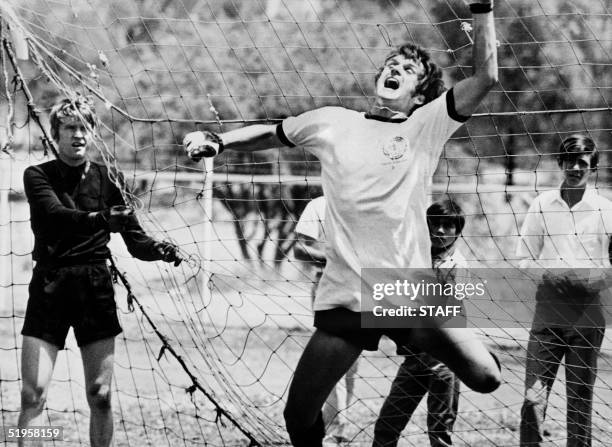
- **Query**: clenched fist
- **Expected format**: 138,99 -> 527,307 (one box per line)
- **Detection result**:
153,241 -> 183,266
183,131 -> 224,161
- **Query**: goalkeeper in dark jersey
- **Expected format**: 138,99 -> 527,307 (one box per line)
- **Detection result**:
17,97 -> 182,447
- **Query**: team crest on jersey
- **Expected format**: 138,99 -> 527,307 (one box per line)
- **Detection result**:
382,136 -> 409,161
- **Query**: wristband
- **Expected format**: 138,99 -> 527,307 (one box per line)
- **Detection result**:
469,2 -> 493,14
208,131 -> 225,155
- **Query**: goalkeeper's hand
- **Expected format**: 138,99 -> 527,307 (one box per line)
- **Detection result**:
153,241 -> 183,266
183,131 -> 224,161
92,205 -> 135,233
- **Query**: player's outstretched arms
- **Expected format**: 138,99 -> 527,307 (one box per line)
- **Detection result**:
183,124 -> 283,161
452,0 -> 498,117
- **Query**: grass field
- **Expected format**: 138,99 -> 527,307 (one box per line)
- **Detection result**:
3,186 -> 612,446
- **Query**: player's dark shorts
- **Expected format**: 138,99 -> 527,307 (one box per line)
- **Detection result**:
21,263 -> 122,349
314,307 -> 414,352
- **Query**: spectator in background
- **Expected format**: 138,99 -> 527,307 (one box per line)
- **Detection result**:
517,134 -> 610,447
373,199 -> 467,447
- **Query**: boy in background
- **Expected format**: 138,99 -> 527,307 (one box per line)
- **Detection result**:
374,199 -> 467,447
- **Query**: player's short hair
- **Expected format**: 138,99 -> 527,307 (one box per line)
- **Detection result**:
49,97 -> 97,141
557,134 -> 598,169
375,42 -> 446,111
427,199 -> 465,235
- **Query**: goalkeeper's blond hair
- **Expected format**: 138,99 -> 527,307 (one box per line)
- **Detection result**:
49,96 -> 97,141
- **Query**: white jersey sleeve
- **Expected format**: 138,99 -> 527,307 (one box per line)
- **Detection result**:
278,107 -> 345,158
295,196 -> 327,243
407,89 -> 469,175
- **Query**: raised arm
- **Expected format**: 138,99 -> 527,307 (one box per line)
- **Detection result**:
452,1 -> 498,117
183,124 -> 283,161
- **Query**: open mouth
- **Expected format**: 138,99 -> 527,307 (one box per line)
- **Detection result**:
383,77 -> 400,90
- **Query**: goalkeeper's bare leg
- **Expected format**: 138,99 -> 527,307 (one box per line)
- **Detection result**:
17,336 -> 59,447
81,337 -> 116,447
284,327 -> 500,446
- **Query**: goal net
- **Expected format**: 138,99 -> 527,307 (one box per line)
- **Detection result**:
1,0 -> 611,445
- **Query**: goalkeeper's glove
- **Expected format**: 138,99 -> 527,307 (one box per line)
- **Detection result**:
90,205 -> 135,233
183,131 -> 224,161
153,241 -> 183,266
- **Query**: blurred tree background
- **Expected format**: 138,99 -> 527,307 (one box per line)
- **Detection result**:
6,0 -> 609,175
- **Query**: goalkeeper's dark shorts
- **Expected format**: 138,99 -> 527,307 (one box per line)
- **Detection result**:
314,307 -> 414,352
22,263 -> 122,349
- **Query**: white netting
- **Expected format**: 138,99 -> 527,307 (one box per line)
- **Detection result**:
1,0 -> 611,445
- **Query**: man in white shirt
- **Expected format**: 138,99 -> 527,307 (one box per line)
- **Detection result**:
374,199 -> 467,447
294,195 -> 359,445
516,135 -> 611,447
182,2 -> 500,445
294,195 -> 327,298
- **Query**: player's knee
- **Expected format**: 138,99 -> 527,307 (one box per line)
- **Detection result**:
470,352 -> 501,393
473,372 -> 501,393
283,404 -> 301,432
283,406 -> 325,447
87,383 -> 112,410
20,385 -> 46,411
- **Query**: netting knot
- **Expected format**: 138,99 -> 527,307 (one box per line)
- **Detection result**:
460,22 -> 473,33
157,344 -> 167,361
459,22 -> 500,47
214,407 -> 227,428
10,74 -> 22,91
28,104 -> 41,118
1,136 -> 14,157
98,51 -> 109,68
39,136 -> 52,156
185,384 -> 198,406
126,292 -> 135,312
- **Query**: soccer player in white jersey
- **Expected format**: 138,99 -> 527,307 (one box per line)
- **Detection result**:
183,2 -> 500,445
294,195 -> 359,445
374,199 -> 467,447
517,135 -> 612,447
